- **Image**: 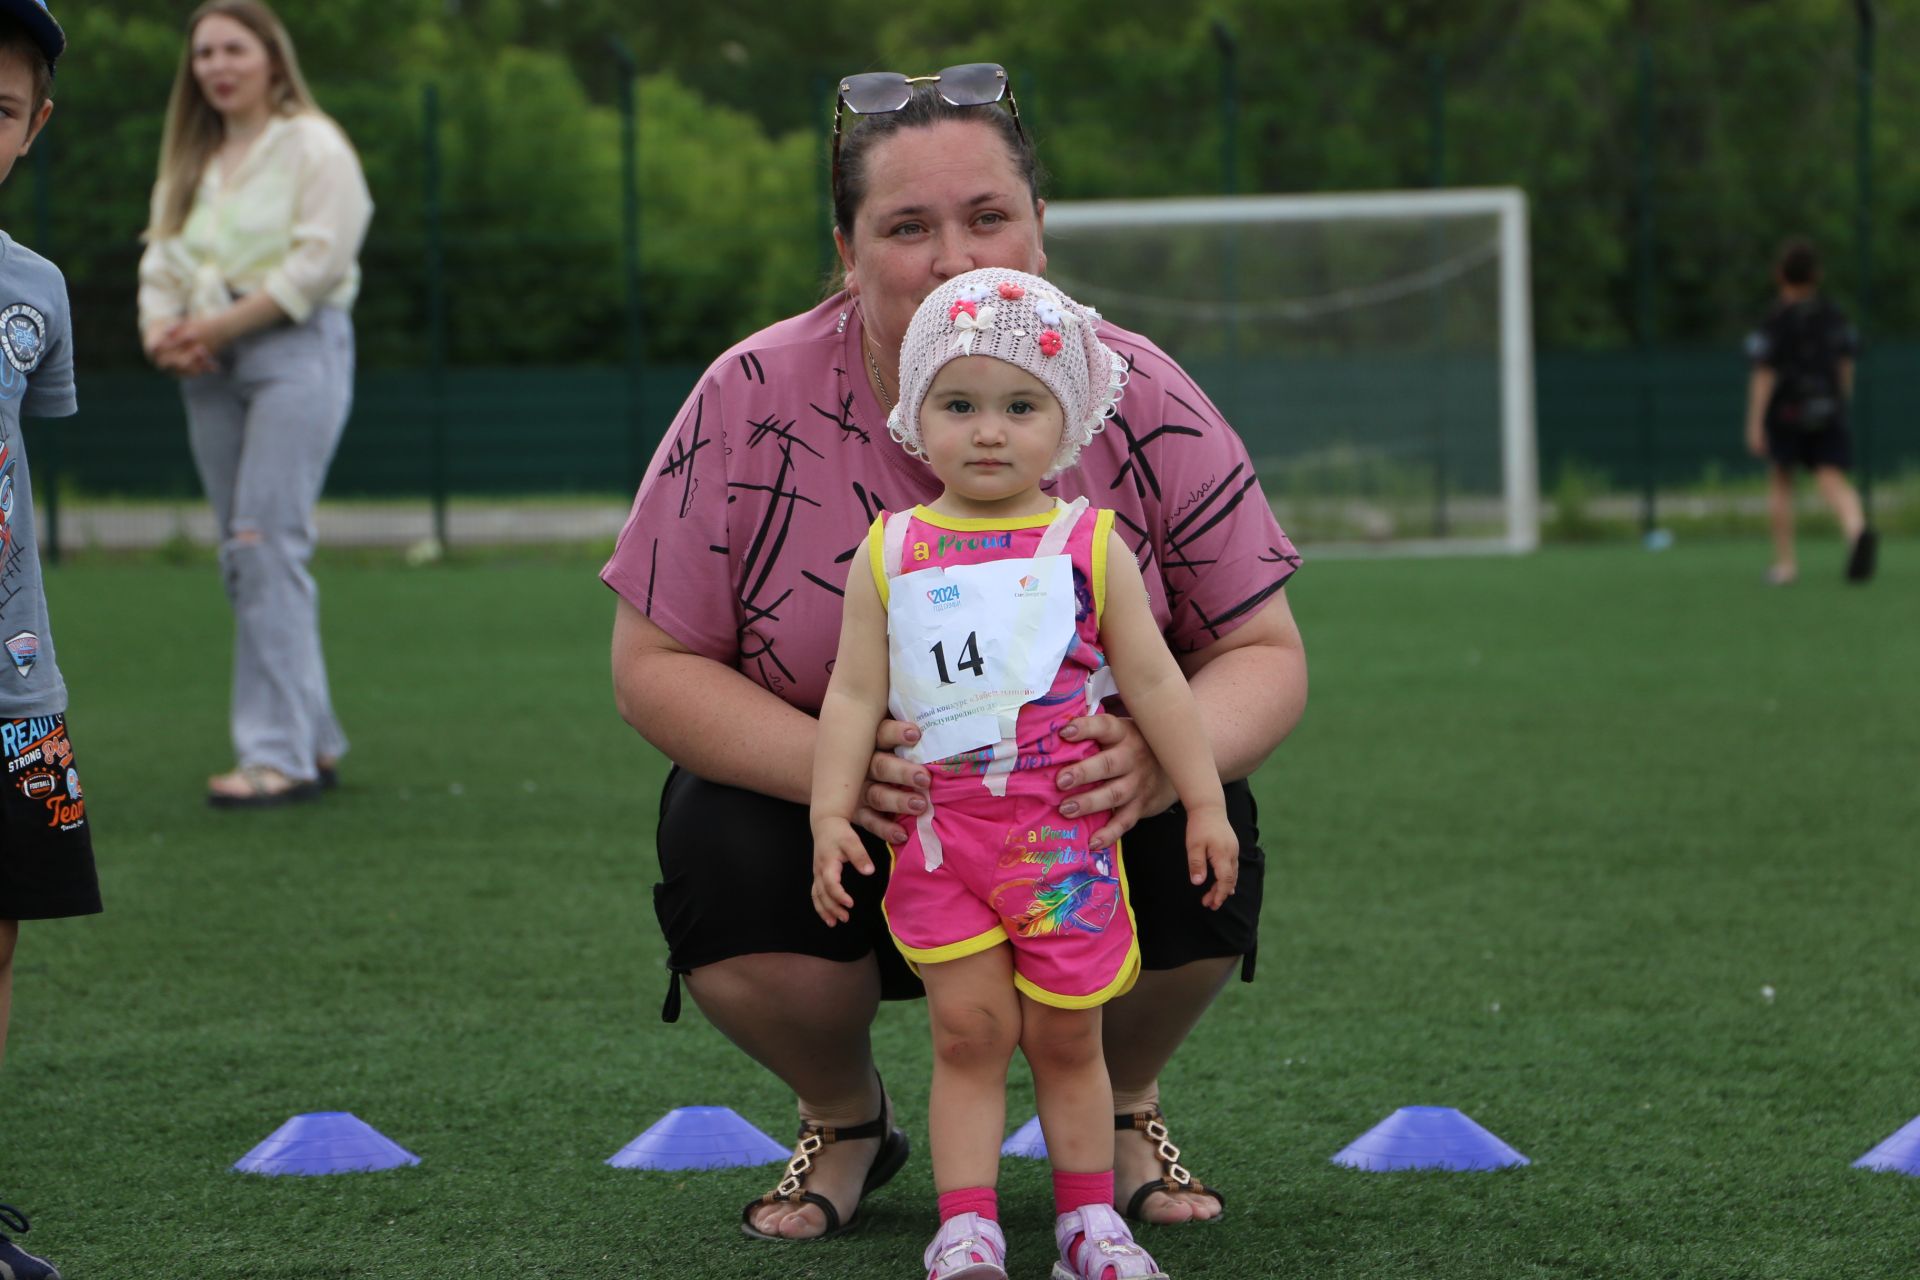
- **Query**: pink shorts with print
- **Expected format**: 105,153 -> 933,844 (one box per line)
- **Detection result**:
884,789 -> 1140,1009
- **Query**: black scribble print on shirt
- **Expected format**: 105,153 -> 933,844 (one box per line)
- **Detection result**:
731,447 -> 821,692
1188,578 -> 1289,649
1260,546 -> 1304,572
747,414 -> 825,460
804,480 -> 891,598
1106,412 -> 1203,503
738,351 -> 766,383
813,388 -> 870,446
659,393 -> 712,519
1169,462 -> 1257,556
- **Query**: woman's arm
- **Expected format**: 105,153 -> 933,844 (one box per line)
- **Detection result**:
1097,531 -> 1227,818
1063,584 -> 1307,852
612,598 -> 824,806
1099,532 -> 1240,906
611,598 -> 926,835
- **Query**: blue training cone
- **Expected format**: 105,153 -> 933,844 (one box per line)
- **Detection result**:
233,1111 -> 421,1176
1854,1115 -> 1920,1175
1332,1106 -> 1529,1172
607,1106 -> 791,1171
1001,1114 -> 1048,1160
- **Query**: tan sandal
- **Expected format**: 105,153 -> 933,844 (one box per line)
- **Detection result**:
1117,1105 -> 1225,1222
207,764 -> 323,809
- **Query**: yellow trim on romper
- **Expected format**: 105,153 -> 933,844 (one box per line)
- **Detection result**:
866,514 -> 890,606
1009,834 -> 1145,1010
1091,506 -> 1115,626
908,502 -> 1065,532
878,838 -> 1010,974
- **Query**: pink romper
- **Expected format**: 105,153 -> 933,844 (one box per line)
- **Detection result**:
869,500 -> 1139,1009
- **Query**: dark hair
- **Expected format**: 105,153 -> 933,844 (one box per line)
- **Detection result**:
832,87 -> 1045,235
1777,237 -> 1819,286
0,18 -> 53,112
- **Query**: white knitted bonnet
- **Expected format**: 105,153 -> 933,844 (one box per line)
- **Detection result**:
886,267 -> 1128,476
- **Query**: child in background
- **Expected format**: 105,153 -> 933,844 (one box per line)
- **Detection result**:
810,267 -> 1237,1280
0,3 -> 104,1278
1743,237 -> 1877,584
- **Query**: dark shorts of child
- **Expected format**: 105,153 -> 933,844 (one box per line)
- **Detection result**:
649,766 -> 1265,1020
1765,423 -> 1852,472
0,714 -> 102,921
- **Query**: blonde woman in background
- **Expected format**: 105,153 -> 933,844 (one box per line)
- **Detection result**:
138,0 -> 371,808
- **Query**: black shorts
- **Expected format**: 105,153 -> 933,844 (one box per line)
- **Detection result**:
650,767 -> 1264,1021
0,714 -> 102,921
1766,424 -> 1852,472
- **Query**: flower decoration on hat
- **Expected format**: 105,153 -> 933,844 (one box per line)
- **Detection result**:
886,267 -> 1128,478
949,301 -> 997,355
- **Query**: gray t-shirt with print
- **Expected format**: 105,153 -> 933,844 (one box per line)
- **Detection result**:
0,233 -> 76,718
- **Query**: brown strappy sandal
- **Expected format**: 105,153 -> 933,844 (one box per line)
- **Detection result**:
739,1101 -> 911,1242
1117,1105 -> 1225,1223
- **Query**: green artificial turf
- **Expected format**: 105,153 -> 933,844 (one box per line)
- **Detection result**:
9,537 -> 1917,1277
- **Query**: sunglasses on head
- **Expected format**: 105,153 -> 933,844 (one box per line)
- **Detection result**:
831,62 -> 1025,192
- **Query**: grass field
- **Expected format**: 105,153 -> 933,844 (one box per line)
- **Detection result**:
9,537 -> 1918,1278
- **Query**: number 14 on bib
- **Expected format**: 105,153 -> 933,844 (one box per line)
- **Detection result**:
886,554 -> 1077,765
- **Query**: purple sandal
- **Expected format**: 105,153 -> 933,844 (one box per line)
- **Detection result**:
923,1212 -> 1007,1280
1050,1203 -> 1169,1280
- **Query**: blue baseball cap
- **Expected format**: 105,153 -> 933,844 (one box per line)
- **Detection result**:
0,0 -> 63,72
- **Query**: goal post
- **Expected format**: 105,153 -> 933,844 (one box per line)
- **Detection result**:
1043,188 -> 1539,553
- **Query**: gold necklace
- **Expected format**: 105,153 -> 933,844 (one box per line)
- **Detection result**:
863,327 -> 894,409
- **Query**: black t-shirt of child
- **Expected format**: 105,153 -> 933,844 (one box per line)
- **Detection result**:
1745,298 -> 1858,433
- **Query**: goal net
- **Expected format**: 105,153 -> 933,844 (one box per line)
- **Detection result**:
1043,189 -> 1537,553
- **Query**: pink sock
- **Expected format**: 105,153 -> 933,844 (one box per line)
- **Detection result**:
1052,1169 -> 1114,1217
938,1186 -> 999,1223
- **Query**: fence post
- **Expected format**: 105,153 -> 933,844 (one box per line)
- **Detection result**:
1210,22 -> 1243,414
1427,52 -> 1450,537
422,84 -> 449,552
1634,36 -> 1657,534
611,39 -> 645,496
1854,0 -> 1875,517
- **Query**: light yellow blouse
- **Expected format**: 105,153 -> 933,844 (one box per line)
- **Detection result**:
137,112 -> 373,333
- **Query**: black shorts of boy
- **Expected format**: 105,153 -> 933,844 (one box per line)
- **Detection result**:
0,714 -> 102,921
1765,423 -> 1852,472
650,767 -> 1265,1020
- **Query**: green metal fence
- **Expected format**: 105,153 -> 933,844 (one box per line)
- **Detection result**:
12,9 -> 1917,552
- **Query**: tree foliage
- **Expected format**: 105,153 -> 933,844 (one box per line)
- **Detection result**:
3,0 -> 1914,366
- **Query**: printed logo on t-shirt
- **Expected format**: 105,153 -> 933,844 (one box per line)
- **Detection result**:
5,630 -> 36,677
0,303 -> 47,374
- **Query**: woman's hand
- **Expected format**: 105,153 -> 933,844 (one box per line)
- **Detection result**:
853,718 -> 928,845
145,319 -> 216,377
811,817 -> 876,925
1055,714 -> 1176,851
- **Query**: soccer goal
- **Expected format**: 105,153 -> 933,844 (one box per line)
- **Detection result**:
1043,189 -> 1538,554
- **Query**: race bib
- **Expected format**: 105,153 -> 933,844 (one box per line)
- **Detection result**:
887,553 -> 1076,765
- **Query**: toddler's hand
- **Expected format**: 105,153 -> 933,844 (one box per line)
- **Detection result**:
1184,806 -> 1239,911
811,820 -> 875,926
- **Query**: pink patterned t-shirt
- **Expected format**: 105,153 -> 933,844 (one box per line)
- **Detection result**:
601,294 -> 1300,715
